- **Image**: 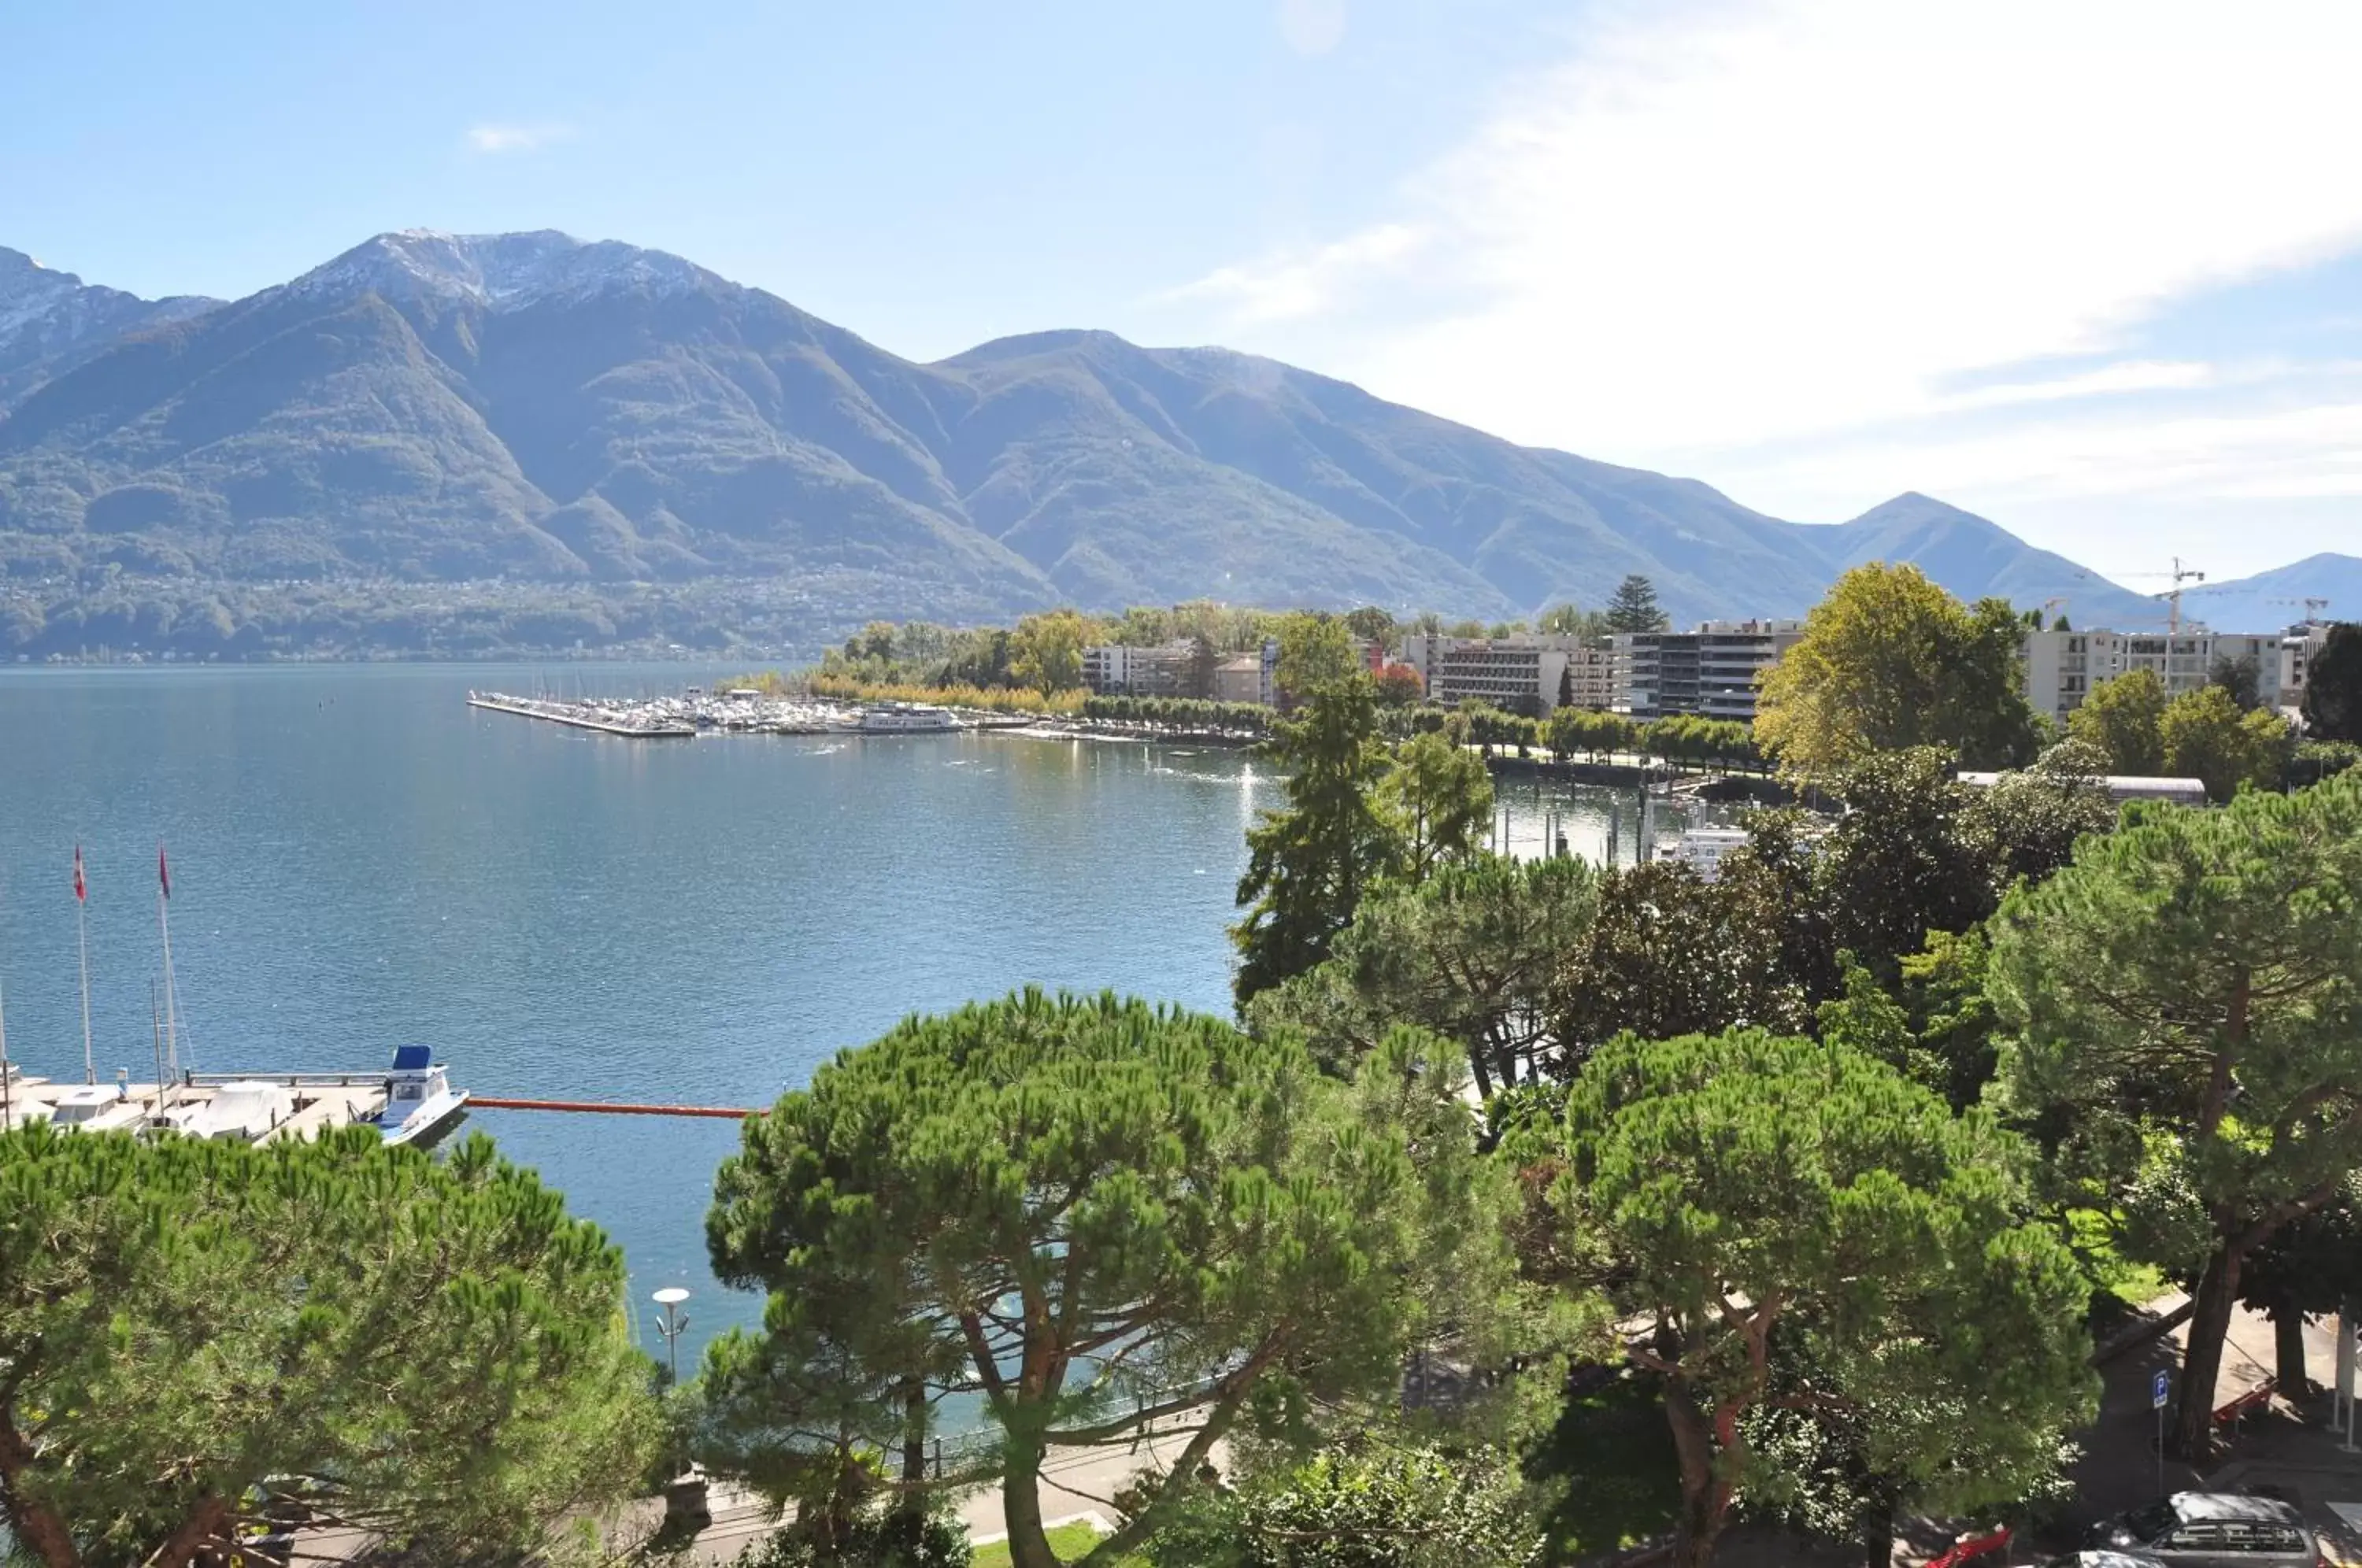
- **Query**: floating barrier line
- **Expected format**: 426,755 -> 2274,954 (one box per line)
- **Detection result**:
472,1096 -> 761,1119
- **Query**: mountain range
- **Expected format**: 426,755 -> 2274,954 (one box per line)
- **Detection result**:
0,230 -> 2347,657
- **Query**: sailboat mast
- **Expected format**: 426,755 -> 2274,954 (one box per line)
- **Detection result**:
150,979 -> 164,1126
157,844 -> 178,1108
75,845 -> 94,1086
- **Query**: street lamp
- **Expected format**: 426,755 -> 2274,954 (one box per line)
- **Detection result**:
653,1286 -> 690,1388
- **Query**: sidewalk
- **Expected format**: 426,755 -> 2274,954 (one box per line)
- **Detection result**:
672,1429 -> 1220,1563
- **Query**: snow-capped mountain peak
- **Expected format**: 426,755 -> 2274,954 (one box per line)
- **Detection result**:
283,229 -> 718,309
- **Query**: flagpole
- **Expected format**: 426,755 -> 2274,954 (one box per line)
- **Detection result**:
76,847 -> 94,1086
2,972 -> 13,1134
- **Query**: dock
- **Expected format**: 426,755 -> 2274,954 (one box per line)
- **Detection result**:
466,692 -> 697,738
2,1071 -> 391,1141
466,690 -> 857,737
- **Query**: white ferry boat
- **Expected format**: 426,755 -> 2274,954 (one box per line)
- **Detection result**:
847,701 -> 961,734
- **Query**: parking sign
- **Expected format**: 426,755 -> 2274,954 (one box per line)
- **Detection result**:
2153,1369 -> 2171,1409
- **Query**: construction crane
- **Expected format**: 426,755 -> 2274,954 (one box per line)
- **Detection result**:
2112,558 -> 2208,638
2264,596 -> 2332,625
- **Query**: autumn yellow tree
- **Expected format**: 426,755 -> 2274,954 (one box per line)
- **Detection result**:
1006,608 -> 1101,694
1755,564 -> 2040,773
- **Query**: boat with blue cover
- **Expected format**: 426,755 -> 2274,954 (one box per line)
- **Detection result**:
376,1045 -> 469,1146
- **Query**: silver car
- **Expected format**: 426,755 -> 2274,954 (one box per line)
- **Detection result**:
2084,1492 -> 2322,1566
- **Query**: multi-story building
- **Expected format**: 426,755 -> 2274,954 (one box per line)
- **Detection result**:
1081,640 -> 1201,697
1211,639 -> 1280,706
2020,625 -> 2317,726
1399,632 -> 1594,717
1612,621 -> 1803,721
1564,644 -> 1616,711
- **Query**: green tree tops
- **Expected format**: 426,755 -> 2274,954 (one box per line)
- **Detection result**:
2158,683 -> 2296,802
1275,612 -> 1363,704
0,1125 -> 657,1568
1565,1030 -> 2094,1568
1248,854 -> 1597,1093
1009,609 -> 1100,694
1605,575 -> 1670,634
706,992 -> 1536,1568
1381,730 -> 1495,879
1233,680 -> 1398,1004
2068,668 -> 2168,776
1990,772 -> 2362,1456
1754,564 -> 2040,773
2303,623 -> 2362,744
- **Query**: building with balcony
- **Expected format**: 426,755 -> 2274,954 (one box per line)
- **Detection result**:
1612,621 -> 1802,721
1082,640 -> 1202,697
1399,632 -> 1593,717
2020,625 -> 2317,726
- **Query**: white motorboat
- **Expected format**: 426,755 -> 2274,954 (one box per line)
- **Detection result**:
375,1045 -> 469,1147
181,1080 -> 297,1141
49,1082 -> 152,1133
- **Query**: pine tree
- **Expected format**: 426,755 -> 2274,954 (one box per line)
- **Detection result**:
1604,575 -> 1669,633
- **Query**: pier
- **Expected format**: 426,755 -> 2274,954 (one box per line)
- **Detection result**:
466,689 -> 857,737
466,691 -> 698,737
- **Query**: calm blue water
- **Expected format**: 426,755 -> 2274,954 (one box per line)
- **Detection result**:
0,664 -> 1664,1359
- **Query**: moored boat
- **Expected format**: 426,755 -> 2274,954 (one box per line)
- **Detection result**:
375,1045 -> 469,1147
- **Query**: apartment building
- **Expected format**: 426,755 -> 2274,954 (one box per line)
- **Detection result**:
1212,651 -> 1272,706
1612,621 -> 1804,721
1399,632 -> 1591,716
1081,640 -> 1201,697
2020,625 -> 2315,726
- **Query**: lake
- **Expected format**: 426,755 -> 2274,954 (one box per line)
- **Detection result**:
0,664 -> 1679,1359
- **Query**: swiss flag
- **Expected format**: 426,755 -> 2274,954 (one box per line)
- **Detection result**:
157,843 -> 170,901
73,844 -> 86,903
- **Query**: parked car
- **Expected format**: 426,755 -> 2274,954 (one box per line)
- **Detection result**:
2045,1553 -> 2168,1568
2084,1492 -> 2323,1566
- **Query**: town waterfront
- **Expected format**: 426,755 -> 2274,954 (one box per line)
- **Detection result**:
0,664 -> 1683,1356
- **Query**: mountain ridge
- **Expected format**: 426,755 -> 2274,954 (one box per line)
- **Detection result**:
0,229 -> 2344,658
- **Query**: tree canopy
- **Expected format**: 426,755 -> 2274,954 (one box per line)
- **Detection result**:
2158,682 -> 2296,802
1233,679 -> 1399,1004
1275,612 -> 1364,704
1565,1030 -> 2094,1568
2068,668 -> 2168,776
1754,564 -> 2041,773
1990,771 -> 2362,1455
1248,852 -> 1597,1093
0,1124 -> 657,1568
2303,623 -> 2362,744
706,992 -> 1547,1568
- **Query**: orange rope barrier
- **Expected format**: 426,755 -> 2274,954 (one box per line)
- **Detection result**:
471,1096 -> 761,1119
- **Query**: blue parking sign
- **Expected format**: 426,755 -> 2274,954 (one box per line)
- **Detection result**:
2153,1369 -> 2171,1409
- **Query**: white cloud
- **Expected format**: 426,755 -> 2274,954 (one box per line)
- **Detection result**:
1157,0 -> 2362,560
1157,223 -> 1425,325
465,122 -> 574,155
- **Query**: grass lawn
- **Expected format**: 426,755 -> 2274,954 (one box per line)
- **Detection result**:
971,1520 -> 1105,1567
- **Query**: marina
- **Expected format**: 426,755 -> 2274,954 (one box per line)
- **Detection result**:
465,688 -> 967,737
0,1045 -> 470,1148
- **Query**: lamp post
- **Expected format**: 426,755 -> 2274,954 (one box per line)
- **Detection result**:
652,1286 -> 690,1388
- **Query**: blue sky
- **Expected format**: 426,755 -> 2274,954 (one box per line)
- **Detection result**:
9,0 -> 2360,581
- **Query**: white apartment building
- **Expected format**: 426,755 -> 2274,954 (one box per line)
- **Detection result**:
1612,621 -> 1804,722
2020,625 -> 2316,726
1400,632 -> 1592,716
1081,640 -> 1201,697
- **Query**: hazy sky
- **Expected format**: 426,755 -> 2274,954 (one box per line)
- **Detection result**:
9,0 -> 2360,580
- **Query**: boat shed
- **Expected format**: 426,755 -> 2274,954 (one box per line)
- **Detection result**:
1957,771 -> 2209,806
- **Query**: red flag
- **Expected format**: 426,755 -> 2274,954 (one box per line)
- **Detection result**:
73,844 -> 86,903
157,843 -> 170,900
